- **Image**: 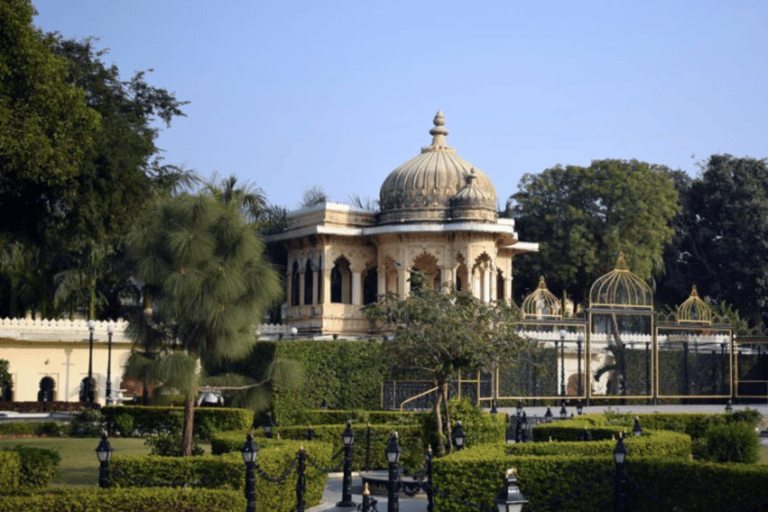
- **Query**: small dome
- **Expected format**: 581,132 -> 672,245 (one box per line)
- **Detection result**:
589,252 -> 653,310
677,285 -> 712,324
522,277 -> 562,319
379,111 -> 498,224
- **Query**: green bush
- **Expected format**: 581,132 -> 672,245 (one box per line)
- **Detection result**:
2,445 -> 61,489
433,445 -> 768,512
286,408 -> 426,427
421,399 -> 507,451
695,421 -> 760,463
0,488 -> 244,512
69,408 -> 104,436
144,431 -> 204,456
0,451 -> 20,493
101,406 -> 253,439
111,440 -> 332,512
211,424 -> 427,471
0,421 -> 67,437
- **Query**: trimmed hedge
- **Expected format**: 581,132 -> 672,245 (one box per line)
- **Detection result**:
101,406 -> 254,439
206,339 -> 389,424
111,440 -> 332,512
286,409 -> 426,427
0,421 -> 68,437
0,451 -> 20,493
0,488 -> 244,512
433,447 -> 768,512
1,446 -> 61,489
211,424 -> 427,471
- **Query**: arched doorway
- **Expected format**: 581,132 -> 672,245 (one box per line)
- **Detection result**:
38,376 -> 55,402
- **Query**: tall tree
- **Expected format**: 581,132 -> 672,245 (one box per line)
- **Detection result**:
125,193 -> 282,455
672,155 -> 768,327
365,272 -> 526,455
506,159 -> 679,306
0,0 -> 99,243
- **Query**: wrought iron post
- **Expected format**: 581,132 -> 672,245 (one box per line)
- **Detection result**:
683,341 -> 690,403
362,482 -> 375,512
87,320 -> 95,404
106,325 -> 114,405
645,341 -> 651,399
577,335 -> 583,396
614,437 -> 628,512
296,448 -> 306,512
365,422 -> 372,471
337,422 -> 355,507
560,330 -> 566,397
386,433 -> 401,512
424,447 -> 434,512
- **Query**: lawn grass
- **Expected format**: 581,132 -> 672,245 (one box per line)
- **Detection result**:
0,437 -> 150,487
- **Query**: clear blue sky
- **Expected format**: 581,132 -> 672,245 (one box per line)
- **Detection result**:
32,0 -> 768,210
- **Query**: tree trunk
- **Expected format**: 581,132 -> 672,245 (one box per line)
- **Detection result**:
181,389 -> 195,456
441,382 -> 453,454
433,388 -> 445,457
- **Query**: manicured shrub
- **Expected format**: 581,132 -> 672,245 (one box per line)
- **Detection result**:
696,420 -> 760,463
421,399 -> 507,451
111,440 -> 332,512
0,451 -> 20,493
0,488 -> 245,512
2,445 -> 61,489
144,431 -> 204,456
0,421 -> 67,437
101,406 -> 253,438
69,408 -> 104,436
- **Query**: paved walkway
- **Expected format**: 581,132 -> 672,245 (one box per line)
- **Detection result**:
308,404 -> 768,511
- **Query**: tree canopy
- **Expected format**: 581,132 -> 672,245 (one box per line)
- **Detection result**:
507,159 -> 680,306
125,192 -> 282,455
365,272 -> 526,454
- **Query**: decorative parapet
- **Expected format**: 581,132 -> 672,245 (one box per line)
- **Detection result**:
0,318 -> 296,343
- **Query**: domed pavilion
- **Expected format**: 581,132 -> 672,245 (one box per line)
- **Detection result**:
266,111 -> 539,336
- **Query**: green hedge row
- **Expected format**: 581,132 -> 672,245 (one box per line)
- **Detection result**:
285,409 -> 425,427
211,424 -> 427,471
0,488 -> 245,512
0,446 -> 61,490
0,451 -> 20,493
0,421 -> 68,437
101,406 -> 254,439
433,448 -> 768,512
504,430 -> 691,459
206,339 -> 389,424
111,440 -> 332,512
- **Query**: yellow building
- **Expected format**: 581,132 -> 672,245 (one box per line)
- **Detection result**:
267,111 -> 538,336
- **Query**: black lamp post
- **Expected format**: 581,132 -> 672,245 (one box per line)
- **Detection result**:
386,432 -> 401,512
242,432 -> 258,512
544,407 -> 553,423
506,414 -> 517,444
452,421 -> 466,450
613,437 -> 628,512
321,398 -> 328,410
520,413 -> 529,443
576,334 -> 584,396
559,403 -> 567,420
337,421 -> 356,507
493,468 -> 528,512
105,324 -> 114,405
491,397 -> 498,415
96,433 -> 113,488
576,400 -> 583,416
516,401 -> 523,417
263,412 -> 275,439
87,319 -> 95,404
725,399 -> 733,414
632,417 -> 642,437
559,329 -> 567,397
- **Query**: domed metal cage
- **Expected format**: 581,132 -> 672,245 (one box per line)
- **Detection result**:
589,252 -> 653,310
676,285 -> 712,325
522,277 -> 562,320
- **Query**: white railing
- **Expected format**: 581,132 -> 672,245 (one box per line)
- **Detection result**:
0,318 -> 295,342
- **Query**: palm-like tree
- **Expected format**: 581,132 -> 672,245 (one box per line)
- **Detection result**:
125,193 -> 283,455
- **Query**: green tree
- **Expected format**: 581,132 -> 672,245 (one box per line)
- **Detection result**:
0,0 -> 99,243
125,193 -> 283,455
673,155 -> 768,326
365,272 -> 526,455
506,159 -> 680,305
0,359 -> 12,400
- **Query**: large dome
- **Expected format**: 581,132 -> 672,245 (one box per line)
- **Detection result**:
378,111 -> 498,224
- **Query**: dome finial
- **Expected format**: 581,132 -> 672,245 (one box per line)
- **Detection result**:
426,110 -> 450,151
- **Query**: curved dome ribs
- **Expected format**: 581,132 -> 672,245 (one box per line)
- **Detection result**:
379,111 -> 498,224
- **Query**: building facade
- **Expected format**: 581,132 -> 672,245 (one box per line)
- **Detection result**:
267,111 -> 538,335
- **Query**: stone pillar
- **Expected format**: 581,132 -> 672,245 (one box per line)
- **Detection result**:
311,268 -> 319,305
504,275 -> 513,303
322,268 -> 332,304
398,267 -> 409,300
441,267 -> 454,294
352,271 -> 362,305
298,268 -> 306,306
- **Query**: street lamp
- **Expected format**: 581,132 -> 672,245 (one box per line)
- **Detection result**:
520,413 -> 529,443
506,414 -> 517,444
576,400 -> 583,416
452,421 -> 466,450
559,329 -> 567,397
632,417 -> 642,437
613,437 -> 628,512
95,433 -> 113,488
544,407 -> 553,423
241,432 -> 258,512
559,404 -> 567,420
725,399 -> 733,414
516,401 -> 523,417
263,412 -> 275,438
87,319 -> 95,404
337,421 -> 356,507
493,468 -> 528,512
105,324 -> 114,405
385,432 -> 401,512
